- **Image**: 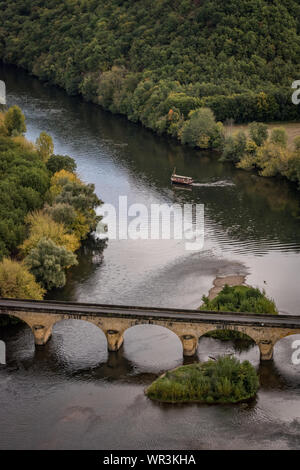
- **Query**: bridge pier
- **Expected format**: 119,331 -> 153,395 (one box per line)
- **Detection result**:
258,340 -> 274,361
105,330 -> 124,352
32,324 -> 53,346
180,335 -> 198,356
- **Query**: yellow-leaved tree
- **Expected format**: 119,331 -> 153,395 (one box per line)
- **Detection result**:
20,211 -> 80,256
35,131 -> 54,162
49,169 -> 82,200
0,258 -> 45,300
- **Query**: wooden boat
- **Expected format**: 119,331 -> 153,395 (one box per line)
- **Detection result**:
171,167 -> 193,186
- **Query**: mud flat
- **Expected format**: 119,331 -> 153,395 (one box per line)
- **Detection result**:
207,275 -> 247,300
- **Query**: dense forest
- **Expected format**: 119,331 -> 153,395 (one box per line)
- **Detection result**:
0,0 -> 300,142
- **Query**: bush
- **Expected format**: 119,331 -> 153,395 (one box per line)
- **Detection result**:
200,285 -> 278,314
146,356 -> 259,404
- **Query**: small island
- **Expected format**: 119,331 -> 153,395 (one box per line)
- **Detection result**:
146,356 -> 259,404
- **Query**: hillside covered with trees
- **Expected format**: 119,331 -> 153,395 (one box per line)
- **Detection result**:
0,0 -> 299,140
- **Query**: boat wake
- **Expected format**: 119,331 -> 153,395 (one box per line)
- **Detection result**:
192,180 -> 235,187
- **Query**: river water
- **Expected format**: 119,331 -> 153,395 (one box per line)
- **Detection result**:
0,63 -> 300,449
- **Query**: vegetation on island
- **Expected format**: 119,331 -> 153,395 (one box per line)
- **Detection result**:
200,285 -> 278,315
146,356 -> 259,404
200,284 -> 277,344
0,106 -> 103,324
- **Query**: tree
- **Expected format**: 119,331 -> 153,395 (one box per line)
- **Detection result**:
4,105 -> 26,136
55,180 -> 101,231
44,203 -> 90,239
270,128 -> 287,148
25,238 -> 78,289
49,169 -> 82,200
221,131 -> 247,163
36,131 -> 54,162
46,154 -> 77,174
180,107 -> 224,149
293,136 -> 300,152
249,122 -> 268,146
236,138 -> 258,170
20,211 -> 80,255
0,258 -> 45,299
256,142 -> 292,177
44,203 -> 77,227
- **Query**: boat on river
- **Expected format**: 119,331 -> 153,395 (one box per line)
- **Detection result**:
171,167 -> 193,186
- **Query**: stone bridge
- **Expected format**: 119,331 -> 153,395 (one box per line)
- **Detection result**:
1,298 -> 300,361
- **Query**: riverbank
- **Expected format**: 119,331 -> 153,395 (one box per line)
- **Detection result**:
225,122 -> 300,150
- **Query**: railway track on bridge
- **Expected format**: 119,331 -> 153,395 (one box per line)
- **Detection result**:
0,297 -> 300,328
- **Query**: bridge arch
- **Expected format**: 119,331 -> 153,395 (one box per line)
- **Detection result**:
0,312 -> 32,329
123,323 -> 183,369
273,332 -> 300,362
0,312 -> 37,341
197,326 -> 259,361
199,326 -> 257,345
51,318 -> 108,366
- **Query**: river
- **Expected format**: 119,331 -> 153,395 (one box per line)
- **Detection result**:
0,63 -> 300,449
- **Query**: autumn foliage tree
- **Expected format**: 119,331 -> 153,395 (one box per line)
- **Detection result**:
0,258 -> 45,299
36,132 -> 54,162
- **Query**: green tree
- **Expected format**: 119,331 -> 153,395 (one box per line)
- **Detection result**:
270,128 -> 288,148
55,181 -> 101,231
249,122 -> 268,146
46,154 -> 77,174
180,107 -> 224,149
4,106 -> 26,136
0,258 -> 45,299
25,237 -> 78,289
221,131 -> 247,163
293,136 -> 300,152
44,203 -> 77,227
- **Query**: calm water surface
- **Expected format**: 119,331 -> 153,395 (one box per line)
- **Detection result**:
0,63 -> 300,449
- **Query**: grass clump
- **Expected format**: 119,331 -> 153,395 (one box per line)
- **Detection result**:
146,356 -> 259,404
